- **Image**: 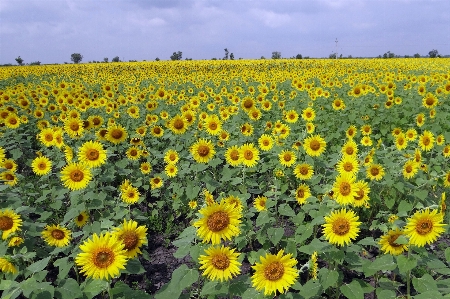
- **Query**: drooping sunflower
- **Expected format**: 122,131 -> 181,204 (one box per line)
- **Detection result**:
251,249 -> 299,296
0,209 -> 22,240
303,135 -> 326,157
293,163 -> 314,180
78,141 -> 107,168
106,124 -> 128,144
193,201 -> 242,245
1,171 -> 18,186
309,251 -> 319,280
60,162 -> 92,191
113,219 -> 148,258
332,173 -> 357,205
253,196 -> 267,211
2,159 -> 17,172
403,160 -> 420,179
41,224 -> 72,247
240,143 -> 259,167
223,195 -> 244,211
121,185 -> 140,204
379,228 -> 408,255
190,138 -> 215,164
352,181 -> 370,208
366,164 -> 385,181
404,209 -> 446,247
31,156 -> 52,176
164,149 -> 179,164
75,211 -> 89,228
75,232 -> 128,280
323,209 -> 361,247
336,155 -> 359,176
150,176 -> 163,190
224,145 -> 242,167
418,130 -> 434,151
0,257 -> 17,274
295,184 -> 311,205
279,150 -> 296,167
199,245 -> 241,282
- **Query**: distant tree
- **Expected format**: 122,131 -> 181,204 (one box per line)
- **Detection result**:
271,52 -> 281,59
103,57 -> 108,63
404,55 -> 410,58
170,51 -> 182,60
112,56 -> 120,62
348,55 -> 353,59
230,53 -> 234,60
224,48 -> 229,60
29,61 -> 41,65
304,56 -> 310,59
329,53 -> 337,59
211,58 -> 217,60
15,56 -> 24,66
71,53 -> 83,64
260,56 -> 265,59
429,49 -> 439,58
296,54 -> 302,59
414,53 -> 421,58
383,51 -> 395,59
155,57 -> 160,61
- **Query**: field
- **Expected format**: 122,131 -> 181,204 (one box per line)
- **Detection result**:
0,58 -> 450,299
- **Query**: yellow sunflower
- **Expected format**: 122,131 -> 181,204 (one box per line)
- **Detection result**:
293,163 -> 314,180
418,130 -> 434,151
253,196 -> 267,211
2,159 -> 17,172
379,228 -> 408,255
240,143 -> 259,167
1,171 -> 18,186
38,128 -> 55,147
224,145 -> 242,167
64,118 -> 84,138
346,125 -> 358,139
204,115 -> 222,136
60,162 -> 92,191
191,138 -> 215,164
284,110 -> 299,123
106,124 -> 128,144
199,245 -> 241,282
113,219 -> 148,258
121,185 -> 140,204
150,176 -> 163,190
258,134 -> 274,151
404,209 -> 446,247
443,171 -> 450,188
140,162 -> 152,174
303,135 -> 326,157
301,107 -> 316,121
0,209 -> 22,240
295,184 -> 311,205
405,128 -> 417,141
436,135 -> 445,146
193,201 -> 242,245
332,173 -> 357,205
443,145 -> 450,158
170,114 -> 188,135
403,160 -> 419,179
352,181 -> 370,208
78,141 -> 107,168
126,146 -> 141,160
323,209 -> 361,247
150,125 -> 164,137
165,164 -> 178,178
75,232 -> 128,280
336,155 -> 359,176
75,211 -> 89,228
41,224 -> 71,247
164,149 -> 179,164
422,93 -> 438,109
251,249 -> 299,296
279,150 -> 296,167
0,257 -> 17,274
4,114 -> 21,129
366,164 -> 385,181
31,156 -> 52,176
8,236 -> 24,247
416,113 -> 425,127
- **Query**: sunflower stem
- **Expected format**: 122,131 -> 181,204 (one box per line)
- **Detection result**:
406,246 -> 411,299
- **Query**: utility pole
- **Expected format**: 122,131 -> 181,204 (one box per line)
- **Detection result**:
335,38 -> 338,60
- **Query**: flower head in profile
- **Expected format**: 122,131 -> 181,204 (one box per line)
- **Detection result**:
379,228 -> 408,255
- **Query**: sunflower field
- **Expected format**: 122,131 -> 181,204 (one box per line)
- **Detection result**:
0,58 -> 450,299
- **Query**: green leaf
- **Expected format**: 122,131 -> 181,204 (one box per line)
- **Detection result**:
300,279 -> 322,299
53,257 -> 71,281
55,278 -> 82,299
111,281 -> 152,299
397,200 -> 413,216
241,287 -> 264,299
412,273 -> 438,294
295,224 -> 313,244
185,184 -> 201,200
267,227 -> 284,245
10,148 -> 22,160
26,256 -> 51,277
445,248 -> 450,263
413,291 -> 444,299
363,255 -> 396,276
375,289 -> 396,299
397,255 -> 417,274
357,237 -> 378,246
414,190 -> 428,201
82,279 -> 108,299
125,259 -> 145,274
154,265 -> 199,299
21,278 -> 54,298
229,275 -> 249,296
319,268 -> 339,290
278,203 -> 296,217
256,212 -> 272,227
340,280 -> 364,299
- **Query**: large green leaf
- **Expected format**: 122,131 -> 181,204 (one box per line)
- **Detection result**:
55,278 -> 82,299
154,265 -> 199,299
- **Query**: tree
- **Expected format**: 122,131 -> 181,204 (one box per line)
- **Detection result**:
414,53 -> 421,58
429,49 -> 439,58
29,61 -> 41,65
383,51 -> 395,59
71,53 -> 83,64
103,57 -> 108,63
170,51 -> 182,60
112,56 -> 120,62
271,51 -> 281,59
260,56 -> 265,59
15,56 -> 24,66
329,53 -> 337,59
155,57 -> 160,61
230,53 -> 234,60
224,48 -> 229,60
296,54 -> 302,59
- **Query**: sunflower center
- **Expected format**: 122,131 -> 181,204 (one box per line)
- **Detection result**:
244,99 -> 253,109
51,229 -> 65,240
230,150 -> 239,161
212,253 -> 230,270
153,127 -> 161,134
343,163 -> 353,172
264,262 -> 284,281
130,149 -> 138,156
406,165 -> 413,173
422,137 -> 430,146
45,134 -> 53,141
416,219 -> 433,235
300,166 -> 308,175
332,218 -> 350,236
198,145 -> 210,157
70,122 -> 79,131
70,170 -> 84,182
426,97 -> 434,106
174,119 -> 184,130
345,147 -> 354,155
121,231 -> 139,250
209,122 -> 217,130
4,173 -> 14,181
297,189 -> 305,198
244,150 -> 253,160
207,211 -> 230,232
94,250 -> 115,268
87,149 -> 99,160
398,138 -> 405,145
92,118 -> 101,125
0,216 -> 13,231
310,140 -> 320,151
370,167 -> 379,176
339,182 -> 351,196
283,154 -> 292,162
354,189 -> 364,201
77,214 -> 84,221
38,162 -> 47,170
111,129 -> 123,139
388,234 -> 403,248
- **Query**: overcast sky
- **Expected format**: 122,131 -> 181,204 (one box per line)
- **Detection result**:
1,0 -> 449,64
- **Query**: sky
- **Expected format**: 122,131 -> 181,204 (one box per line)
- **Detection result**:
0,0 -> 449,64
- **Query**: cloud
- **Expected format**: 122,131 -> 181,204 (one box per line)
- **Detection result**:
250,8 -> 291,28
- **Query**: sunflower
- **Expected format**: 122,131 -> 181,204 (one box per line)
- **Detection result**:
78,141 -> 107,168
121,185 -> 140,204
352,181 -> 370,207
436,135 -> 445,146
38,128 -> 55,147
336,155 -> 359,176
240,123 -> 254,137
75,232 -> 128,280
301,107 -> 316,121
258,134 -> 274,151
360,136 -> 372,147
60,162 -> 92,191
254,196 -> 267,211
190,138 -> 215,164
306,122 -> 315,134
164,149 -> 179,164
106,124 -> 128,144
444,171 -> 450,188
199,245 -> 241,282
443,145 -> 450,158
150,176 -> 163,190
41,224 -> 71,247
75,211 -> 89,228
165,164 -> 178,178
30,156 -> 52,176
284,110 -> 299,123
204,115 -> 222,136
379,228 -> 408,255
366,164 -> 385,181
140,162 -> 152,174
193,201 -> 242,245
0,257 -> 17,274
293,163 -> 314,180
332,99 -> 345,110
251,249 -> 299,296
361,125 -> 372,136
113,219 -> 148,258
279,150 -> 296,167
422,93 -> 438,109
189,200 -> 198,209
170,115 -> 188,135
346,125 -> 358,139
2,159 -> 17,172
126,146 -> 141,160
395,133 -> 408,151
240,143 -> 259,167
295,184 -> 311,205
332,173 -> 357,205
0,209 -> 22,240
8,236 -> 24,247
404,209 -> 446,247
405,129 -> 417,141
4,114 -> 20,129
64,118 -> 84,138
323,209 -> 361,247
1,171 -> 18,186
403,160 -> 420,179
418,130 -> 434,151
303,135 -> 326,157
416,113 -> 425,127
341,139 -> 358,157
150,125 -> 164,137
